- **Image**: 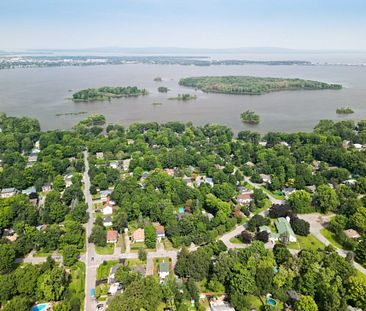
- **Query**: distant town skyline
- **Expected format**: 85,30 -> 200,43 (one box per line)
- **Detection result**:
1,0 -> 366,50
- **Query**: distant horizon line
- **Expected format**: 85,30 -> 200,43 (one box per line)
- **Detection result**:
1,46 -> 366,54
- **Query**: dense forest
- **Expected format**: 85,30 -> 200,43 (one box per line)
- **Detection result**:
179,76 -> 342,95
72,86 -> 148,102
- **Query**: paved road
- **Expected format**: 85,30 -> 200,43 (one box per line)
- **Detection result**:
83,150 -> 98,311
298,213 -> 366,275
244,177 -> 285,206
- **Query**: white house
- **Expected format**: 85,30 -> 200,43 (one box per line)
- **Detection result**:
1,188 -> 18,199
96,152 -> 104,159
158,262 -> 169,281
237,192 -> 254,205
103,203 -> 114,215
100,189 -> 112,201
103,216 -> 113,227
64,173 -> 73,187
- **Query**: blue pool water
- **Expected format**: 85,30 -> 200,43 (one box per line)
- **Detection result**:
267,298 -> 277,306
31,303 -> 49,311
178,207 -> 185,213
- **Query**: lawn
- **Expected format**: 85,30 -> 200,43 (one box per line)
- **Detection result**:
69,261 -> 86,309
320,228 -> 347,250
130,242 -> 145,251
259,186 -> 285,200
288,234 -> 325,251
34,249 -> 53,257
95,244 -> 114,255
163,239 -> 174,250
96,260 -> 119,281
253,199 -> 272,215
116,233 -> 125,253
126,258 -> 146,268
230,237 -> 243,244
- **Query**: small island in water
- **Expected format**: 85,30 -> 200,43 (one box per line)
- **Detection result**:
158,86 -> 169,93
72,86 -> 148,102
179,76 -> 342,95
336,107 -> 354,114
168,94 -> 197,101
241,110 -> 260,124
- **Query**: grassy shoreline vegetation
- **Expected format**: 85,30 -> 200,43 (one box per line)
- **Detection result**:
168,93 -> 197,101
179,75 -> 342,95
72,86 -> 148,102
56,111 -> 87,117
240,110 -> 260,124
337,107 -> 354,114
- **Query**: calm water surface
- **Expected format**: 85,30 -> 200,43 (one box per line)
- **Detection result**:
0,63 -> 365,133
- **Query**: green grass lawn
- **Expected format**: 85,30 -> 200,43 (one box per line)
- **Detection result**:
34,249 -> 53,257
96,260 -> 119,281
260,186 -> 285,200
163,239 -> 174,250
69,261 -> 85,307
230,237 -> 243,244
320,228 -> 347,250
95,243 -> 114,255
130,241 -> 145,251
253,198 -> 272,215
126,258 -> 146,268
288,234 -> 325,251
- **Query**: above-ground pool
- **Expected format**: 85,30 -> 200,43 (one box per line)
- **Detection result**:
31,303 -> 49,311
267,298 -> 277,306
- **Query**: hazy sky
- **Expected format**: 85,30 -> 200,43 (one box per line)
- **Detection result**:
1,0 -> 366,50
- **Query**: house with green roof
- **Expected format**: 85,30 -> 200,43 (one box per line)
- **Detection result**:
275,217 -> 297,243
158,262 -> 170,281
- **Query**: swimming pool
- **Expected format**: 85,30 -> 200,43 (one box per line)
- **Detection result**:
267,298 -> 277,306
31,303 -> 49,311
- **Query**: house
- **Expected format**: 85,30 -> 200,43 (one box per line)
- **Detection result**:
107,230 -> 118,243
237,186 -> 249,194
6,233 -> 18,242
28,152 -> 38,163
279,141 -> 290,148
158,262 -> 170,281
103,202 -> 114,215
260,174 -> 272,184
42,183 -> 52,193
64,173 -> 73,187
21,186 -> 36,196
196,176 -> 214,187
122,159 -> 131,171
237,192 -> 254,205
103,216 -> 113,227
96,152 -> 104,159
132,228 -> 145,243
183,177 -> 194,188
100,189 -> 112,201
282,187 -> 296,198
131,266 -> 145,276
153,223 -> 165,239
259,141 -> 267,147
164,168 -> 175,177
108,283 -> 121,295
36,224 -> 48,231
344,229 -> 361,240
353,143 -> 363,150
110,161 -> 119,169
209,296 -> 235,311
275,217 -> 297,243
245,161 -> 255,167
344,179 -> 357,187
127,139 -> 134,145
1,187 -> 18,199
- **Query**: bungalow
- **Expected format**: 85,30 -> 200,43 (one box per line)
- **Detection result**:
132,228 -> 145,243
107,230 -> 118,243
96,152 -> 104,159
42,183 -> 52,193
103,216 -> 113,227
122,159 -> 131,171
344,179 -> 357,187
64,173 -> 73,187
260,174 -> 272,184
102,202 -> 114,215
164,168 -> 175,177
196,176 -> 214,187
21,186 -> 36,196
344,229 -> 361,240
183,177 -> 194,188
279,141 -> 290,148
282,187 -> 296,199
353,143 -> 363,150
245,161 -> 255,167
110,161 -> 119,169
259,141 -> 267,147
28,152 -> 38,163
1,187 -> 18,199
6,233 -> 18,242
209,296 -> 235,311
306,185 -> 316,193
158,262 -> 170,281
275,217 -> 297,243
237,192 -> 254,205
153,223 -> 165,239
100,189 -> 112,201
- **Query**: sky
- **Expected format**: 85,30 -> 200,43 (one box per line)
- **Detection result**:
0,0 -> 366,50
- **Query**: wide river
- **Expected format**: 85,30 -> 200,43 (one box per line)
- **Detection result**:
0,62 -> 365,133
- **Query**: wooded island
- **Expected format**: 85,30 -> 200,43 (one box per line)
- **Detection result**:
72,86 -> 148,102
179,76 -> 342,95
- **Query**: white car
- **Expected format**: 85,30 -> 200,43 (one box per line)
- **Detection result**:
96,303 -> 104,311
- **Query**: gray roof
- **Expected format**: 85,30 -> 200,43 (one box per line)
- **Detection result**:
1,187 -> 17,193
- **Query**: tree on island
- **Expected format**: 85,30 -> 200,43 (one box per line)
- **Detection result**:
240,110 -> 260,125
